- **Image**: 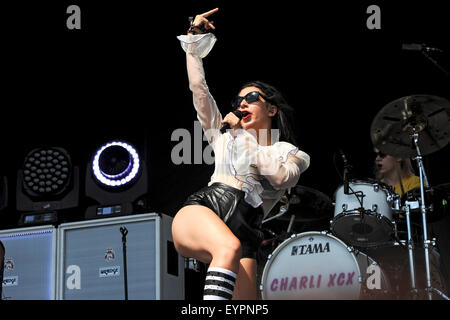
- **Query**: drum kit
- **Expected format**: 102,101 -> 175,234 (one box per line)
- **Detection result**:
259,94 -> 450,300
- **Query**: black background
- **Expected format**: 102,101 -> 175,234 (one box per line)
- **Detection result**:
1,0 -> 449,227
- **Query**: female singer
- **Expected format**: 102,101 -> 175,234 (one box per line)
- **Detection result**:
172,8 -> 310,300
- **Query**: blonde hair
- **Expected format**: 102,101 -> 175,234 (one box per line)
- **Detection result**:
374,156 -> 416,180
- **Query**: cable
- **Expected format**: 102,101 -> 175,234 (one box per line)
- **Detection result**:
348,185 -> 365,209
332,151 -> 343,181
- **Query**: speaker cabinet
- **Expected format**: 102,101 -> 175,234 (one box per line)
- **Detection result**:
0,225 -> 57,300
0,240 -> 5,299
56,213 -> 184,300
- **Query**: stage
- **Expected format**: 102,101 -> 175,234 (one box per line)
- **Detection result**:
1,0 -> 450,305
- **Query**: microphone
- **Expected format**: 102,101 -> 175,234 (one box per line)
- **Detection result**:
220,110 -> 243,134
338,149 -> 351,195
402,43 -> 443,53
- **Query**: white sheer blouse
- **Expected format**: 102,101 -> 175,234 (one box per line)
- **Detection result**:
177,33 -> 310,218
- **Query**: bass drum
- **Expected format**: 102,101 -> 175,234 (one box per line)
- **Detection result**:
259,232 -> 390,300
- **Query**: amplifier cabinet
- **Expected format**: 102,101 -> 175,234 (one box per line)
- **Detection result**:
0,225 -> 57,300
56,213 -> 184,300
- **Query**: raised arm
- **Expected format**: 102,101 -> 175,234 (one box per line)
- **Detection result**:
177,8 -> 222,145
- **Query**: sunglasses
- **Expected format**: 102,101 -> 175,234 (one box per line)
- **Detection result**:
374,151 -> 387,158
231,91 -> 271,110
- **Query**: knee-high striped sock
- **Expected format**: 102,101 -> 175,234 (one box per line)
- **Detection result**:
203,267 -> 237,300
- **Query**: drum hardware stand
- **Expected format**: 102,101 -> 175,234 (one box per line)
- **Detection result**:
262,204 -> 288,224
411,131 -> 433,299
410,130 -> 449,300
420,48 -> 450,78
286,214 -> 296,233
120,227 -> 129,300
403,203 -> 419,298
261,201 -> 298,242
262,201 -> 297,235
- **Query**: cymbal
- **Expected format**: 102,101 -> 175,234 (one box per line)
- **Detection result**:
276,185 -> 334,222
370,95 -> 450,158
433,183 -> 450,195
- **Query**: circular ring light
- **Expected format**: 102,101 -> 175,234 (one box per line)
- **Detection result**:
92,141 -> 140,187
22,147 -> 72,197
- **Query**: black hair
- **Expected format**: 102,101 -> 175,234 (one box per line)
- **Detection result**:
239,80 -> 298,146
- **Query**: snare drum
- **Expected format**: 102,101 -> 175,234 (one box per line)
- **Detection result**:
259,232 -> 390,300
331,180 -> 396,247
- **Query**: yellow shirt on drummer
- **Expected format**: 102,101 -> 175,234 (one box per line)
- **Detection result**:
382,175 -> 421,196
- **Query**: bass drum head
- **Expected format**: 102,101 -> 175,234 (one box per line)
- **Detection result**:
260,232 -> 362,300
330,211 -> 395,247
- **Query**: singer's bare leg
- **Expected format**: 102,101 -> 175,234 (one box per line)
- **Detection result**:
172,205 -> 242,274
232,258 -> 258,300
172,205 -> 260,299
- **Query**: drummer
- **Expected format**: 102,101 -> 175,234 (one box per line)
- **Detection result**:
373,148 -> 420,196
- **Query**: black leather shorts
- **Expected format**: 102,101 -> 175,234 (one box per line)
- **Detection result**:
183,182 -> 264,259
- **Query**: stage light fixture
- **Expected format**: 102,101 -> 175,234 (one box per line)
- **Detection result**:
16,147 -> 79,226
85,140 -> 148,220
21,148 -> 72,197
92,141 -> 140,188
